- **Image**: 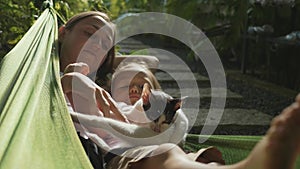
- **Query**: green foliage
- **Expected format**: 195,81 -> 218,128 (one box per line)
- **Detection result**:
104,0 -> 164,19
166,0 -> 248,51
0,0 -> 107,60
1,0 -> 299,89
130,49 -> 150,55
244,2 -> 300,90
0,0 -> 39,58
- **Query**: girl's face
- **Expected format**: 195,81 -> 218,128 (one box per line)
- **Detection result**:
59,16 -> 114,74
112,72 -> 152,105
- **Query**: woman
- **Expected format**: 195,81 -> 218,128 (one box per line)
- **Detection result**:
58,11 -> 126,169
59,11 -> 127,121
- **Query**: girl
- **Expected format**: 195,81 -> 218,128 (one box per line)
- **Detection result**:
111,63 -> 189,141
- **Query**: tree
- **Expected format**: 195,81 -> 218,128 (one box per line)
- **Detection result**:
0,0 -> 106,60
0,0 -> 38,58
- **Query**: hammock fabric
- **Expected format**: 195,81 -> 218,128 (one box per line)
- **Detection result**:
185,135 -> 260,164
0,4 -> 300,169
186,135 -> 300,167
0,7 -> 92,169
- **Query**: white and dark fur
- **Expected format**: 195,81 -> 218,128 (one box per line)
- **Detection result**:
144,90 -> 185,133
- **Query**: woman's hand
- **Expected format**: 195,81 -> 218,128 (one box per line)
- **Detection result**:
61,71 -> 128,122
64,62 -> 90,75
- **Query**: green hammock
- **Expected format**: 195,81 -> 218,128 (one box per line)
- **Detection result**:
0,4 -> 299,169
184,135 -> 260,164
0,7 -> 92,169
186,135 -> 300,167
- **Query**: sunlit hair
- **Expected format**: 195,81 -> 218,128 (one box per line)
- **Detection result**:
59,11 -> 115,87
64,11 -> 111,30
112,62 -> 161,90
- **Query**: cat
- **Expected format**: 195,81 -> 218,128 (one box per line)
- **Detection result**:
144,90 -> 184,133
72,90 -> 188,149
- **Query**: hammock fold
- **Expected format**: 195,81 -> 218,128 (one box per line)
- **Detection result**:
0,7 -> 92,169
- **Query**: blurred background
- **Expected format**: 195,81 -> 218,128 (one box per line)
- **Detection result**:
1,0 -> 300,135
1,0 -> 299,91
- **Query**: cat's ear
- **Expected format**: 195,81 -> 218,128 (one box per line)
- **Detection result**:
173,96 -> 187,111
174,100 -> 181,111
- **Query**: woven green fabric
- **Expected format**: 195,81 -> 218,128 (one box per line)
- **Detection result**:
185,134 -> 300,168
185,134 -> 260,164
0,8 -> 92,169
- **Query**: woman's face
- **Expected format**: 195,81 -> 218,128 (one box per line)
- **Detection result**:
59,16 -> 114,74
112,72 -> 152,105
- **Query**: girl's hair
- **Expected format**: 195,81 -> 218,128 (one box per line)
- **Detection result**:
60,11 -> 115,87
112,63 -> 161,90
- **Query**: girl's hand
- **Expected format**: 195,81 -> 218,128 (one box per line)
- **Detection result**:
142,83 -> 151,107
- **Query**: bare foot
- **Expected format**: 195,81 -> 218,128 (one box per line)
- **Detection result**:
243,94 -> 300,169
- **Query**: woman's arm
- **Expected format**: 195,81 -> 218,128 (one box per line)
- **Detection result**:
61,72 -> 128,122
71,111 -> 185,146
70,111 -> 157,138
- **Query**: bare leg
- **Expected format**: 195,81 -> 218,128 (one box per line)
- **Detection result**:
130,94 -> 300,169
242,94 -> 300,169
130,143 -> 232,169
